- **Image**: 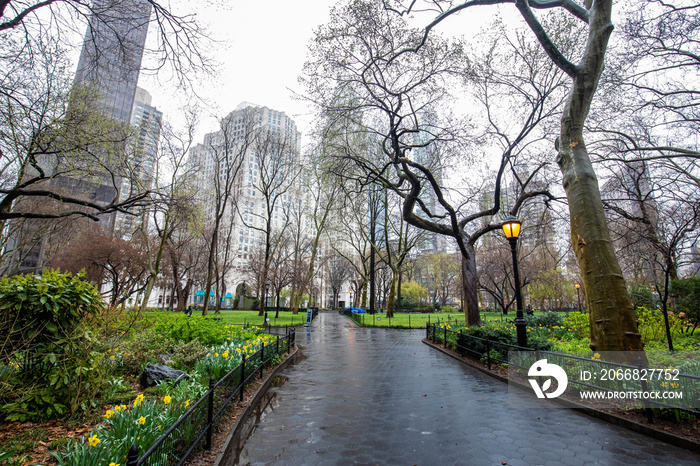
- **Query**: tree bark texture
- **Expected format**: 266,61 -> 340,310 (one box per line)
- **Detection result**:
461,244 -> 481,327
557,0 -> 642,352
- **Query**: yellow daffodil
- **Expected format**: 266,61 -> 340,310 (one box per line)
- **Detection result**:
121,404 -> 127,411
138,416 -> 146,425
104,409 -> 114,419
215,353 -> 219,357
163,395 -> 171,405
88,435 -> 100,447
114,405 -> 121,412
185,399 -> 190,408
223,350 -> 229,358
109,463 -> 120,466
110,355 -> 115,360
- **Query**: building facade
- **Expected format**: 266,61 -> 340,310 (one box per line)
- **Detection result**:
115,87 -> 162,238
188,102 -> 302,288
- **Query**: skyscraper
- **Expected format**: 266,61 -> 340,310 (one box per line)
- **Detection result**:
74,0 -> 152,124
188,102 -> 302,281
115,87 -> 162,238
8,1 -> 153,273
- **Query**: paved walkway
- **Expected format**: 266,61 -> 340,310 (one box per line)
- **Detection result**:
237,312 -> 700,465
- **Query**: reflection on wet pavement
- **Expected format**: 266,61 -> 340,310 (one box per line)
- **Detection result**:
236,312 -> 700,465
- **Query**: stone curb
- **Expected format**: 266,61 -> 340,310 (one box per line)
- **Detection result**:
213,346 -> 301,466
423,338 -> 700,453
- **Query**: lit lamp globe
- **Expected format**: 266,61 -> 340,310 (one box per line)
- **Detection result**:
502,215 -> 521,239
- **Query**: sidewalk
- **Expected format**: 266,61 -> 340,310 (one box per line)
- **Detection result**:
237,312 -> 700,465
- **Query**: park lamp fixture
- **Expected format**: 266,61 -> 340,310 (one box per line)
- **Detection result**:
502,215 -> 521,239
501,215 -> 527,348
575,283 -> 580,289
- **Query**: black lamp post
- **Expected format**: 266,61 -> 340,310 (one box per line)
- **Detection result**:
264,281 -> 270,327
349,288 -> 353,308
502,215 -> 527,348
575,283 -> 582,312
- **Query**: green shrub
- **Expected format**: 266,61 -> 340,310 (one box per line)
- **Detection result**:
563,312 -> 590,339
525,311 -> 564,328
0,269 -> 103,357
0,270 -> 108,421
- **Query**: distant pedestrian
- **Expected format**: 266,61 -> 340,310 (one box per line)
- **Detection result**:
186,304 -> 193,317
526,304 -> 533,315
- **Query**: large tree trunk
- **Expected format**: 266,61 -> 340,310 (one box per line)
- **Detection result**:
461,246 -> 482,327
556,0 -> 642,353
561,141 -> 642,352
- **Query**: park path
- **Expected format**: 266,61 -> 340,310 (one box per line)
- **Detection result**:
237,312 -> 700,465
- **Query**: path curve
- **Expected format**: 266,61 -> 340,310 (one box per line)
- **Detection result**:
237,312 -> 700,465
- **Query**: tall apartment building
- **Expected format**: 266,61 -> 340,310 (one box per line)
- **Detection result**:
9,1 -> 152,273
115,87 -> 162,238
410,116 -> 448,256
74,0 -> 151,123
188,102 -> 302,283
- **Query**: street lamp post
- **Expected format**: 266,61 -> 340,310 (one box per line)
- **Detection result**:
264,281 -> 270,327
502,215 -> 527,348
575,283 -> 582,312
349,288 -> 354,308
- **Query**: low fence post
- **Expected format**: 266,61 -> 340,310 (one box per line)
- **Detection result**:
638,357 -> 654,424
486,338 -> 491,370
206,376 -> 215,450
276,334 -> 280,356
444,325 -> 448,349
260,343 -> 266,377
426,322 -> 429,340
240,354 -> 247,402
126,444 -> 139,466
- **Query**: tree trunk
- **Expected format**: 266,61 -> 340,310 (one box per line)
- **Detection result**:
386,271 -> 398,318
560,141 -> 642,351
554,0 -> 642,354
461,245 -> 482,326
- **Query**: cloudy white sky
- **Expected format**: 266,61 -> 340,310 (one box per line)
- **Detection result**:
136,0 -> 514,144
138,1 -> 336,141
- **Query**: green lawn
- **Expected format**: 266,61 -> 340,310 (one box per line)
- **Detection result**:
342,310 -> 564,328
205,309 -> 313,327
344,311 -> 463,328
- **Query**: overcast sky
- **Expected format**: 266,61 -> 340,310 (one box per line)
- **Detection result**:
135,1 -> 516,145
138,1 -> 336,142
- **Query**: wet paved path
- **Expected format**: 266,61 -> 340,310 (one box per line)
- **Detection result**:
238,312 -> 700,465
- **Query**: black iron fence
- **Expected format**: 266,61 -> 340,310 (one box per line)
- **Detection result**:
125,329 -> 296,466
426,322 -> 699,420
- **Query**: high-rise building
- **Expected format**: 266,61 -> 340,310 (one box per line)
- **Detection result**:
115,87 -> 162,238
74,0 -> 152,124
69,0 -> 152,233
188,102 -> 302,283
8,1 -> 152,273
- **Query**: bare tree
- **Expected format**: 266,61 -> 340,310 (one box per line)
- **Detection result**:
237,125 -> 302,316
325,253 -> 353,309
388,0 -> 646,351
303,2 -> 560,327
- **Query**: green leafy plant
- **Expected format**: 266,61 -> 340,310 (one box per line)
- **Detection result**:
0,271 -> 108,420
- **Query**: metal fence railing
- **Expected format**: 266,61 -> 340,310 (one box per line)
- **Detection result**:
124,329 -> 296,466
426,322 -> 699,421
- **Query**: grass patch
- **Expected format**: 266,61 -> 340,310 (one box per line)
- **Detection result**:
208,309 -> 313,327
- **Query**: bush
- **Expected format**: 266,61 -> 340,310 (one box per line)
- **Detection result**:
149,314 -> 230,346
0,269 -> 103,357
0,270 -> 108,421
525,311 -> 564,328
563,312 -> 590,340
